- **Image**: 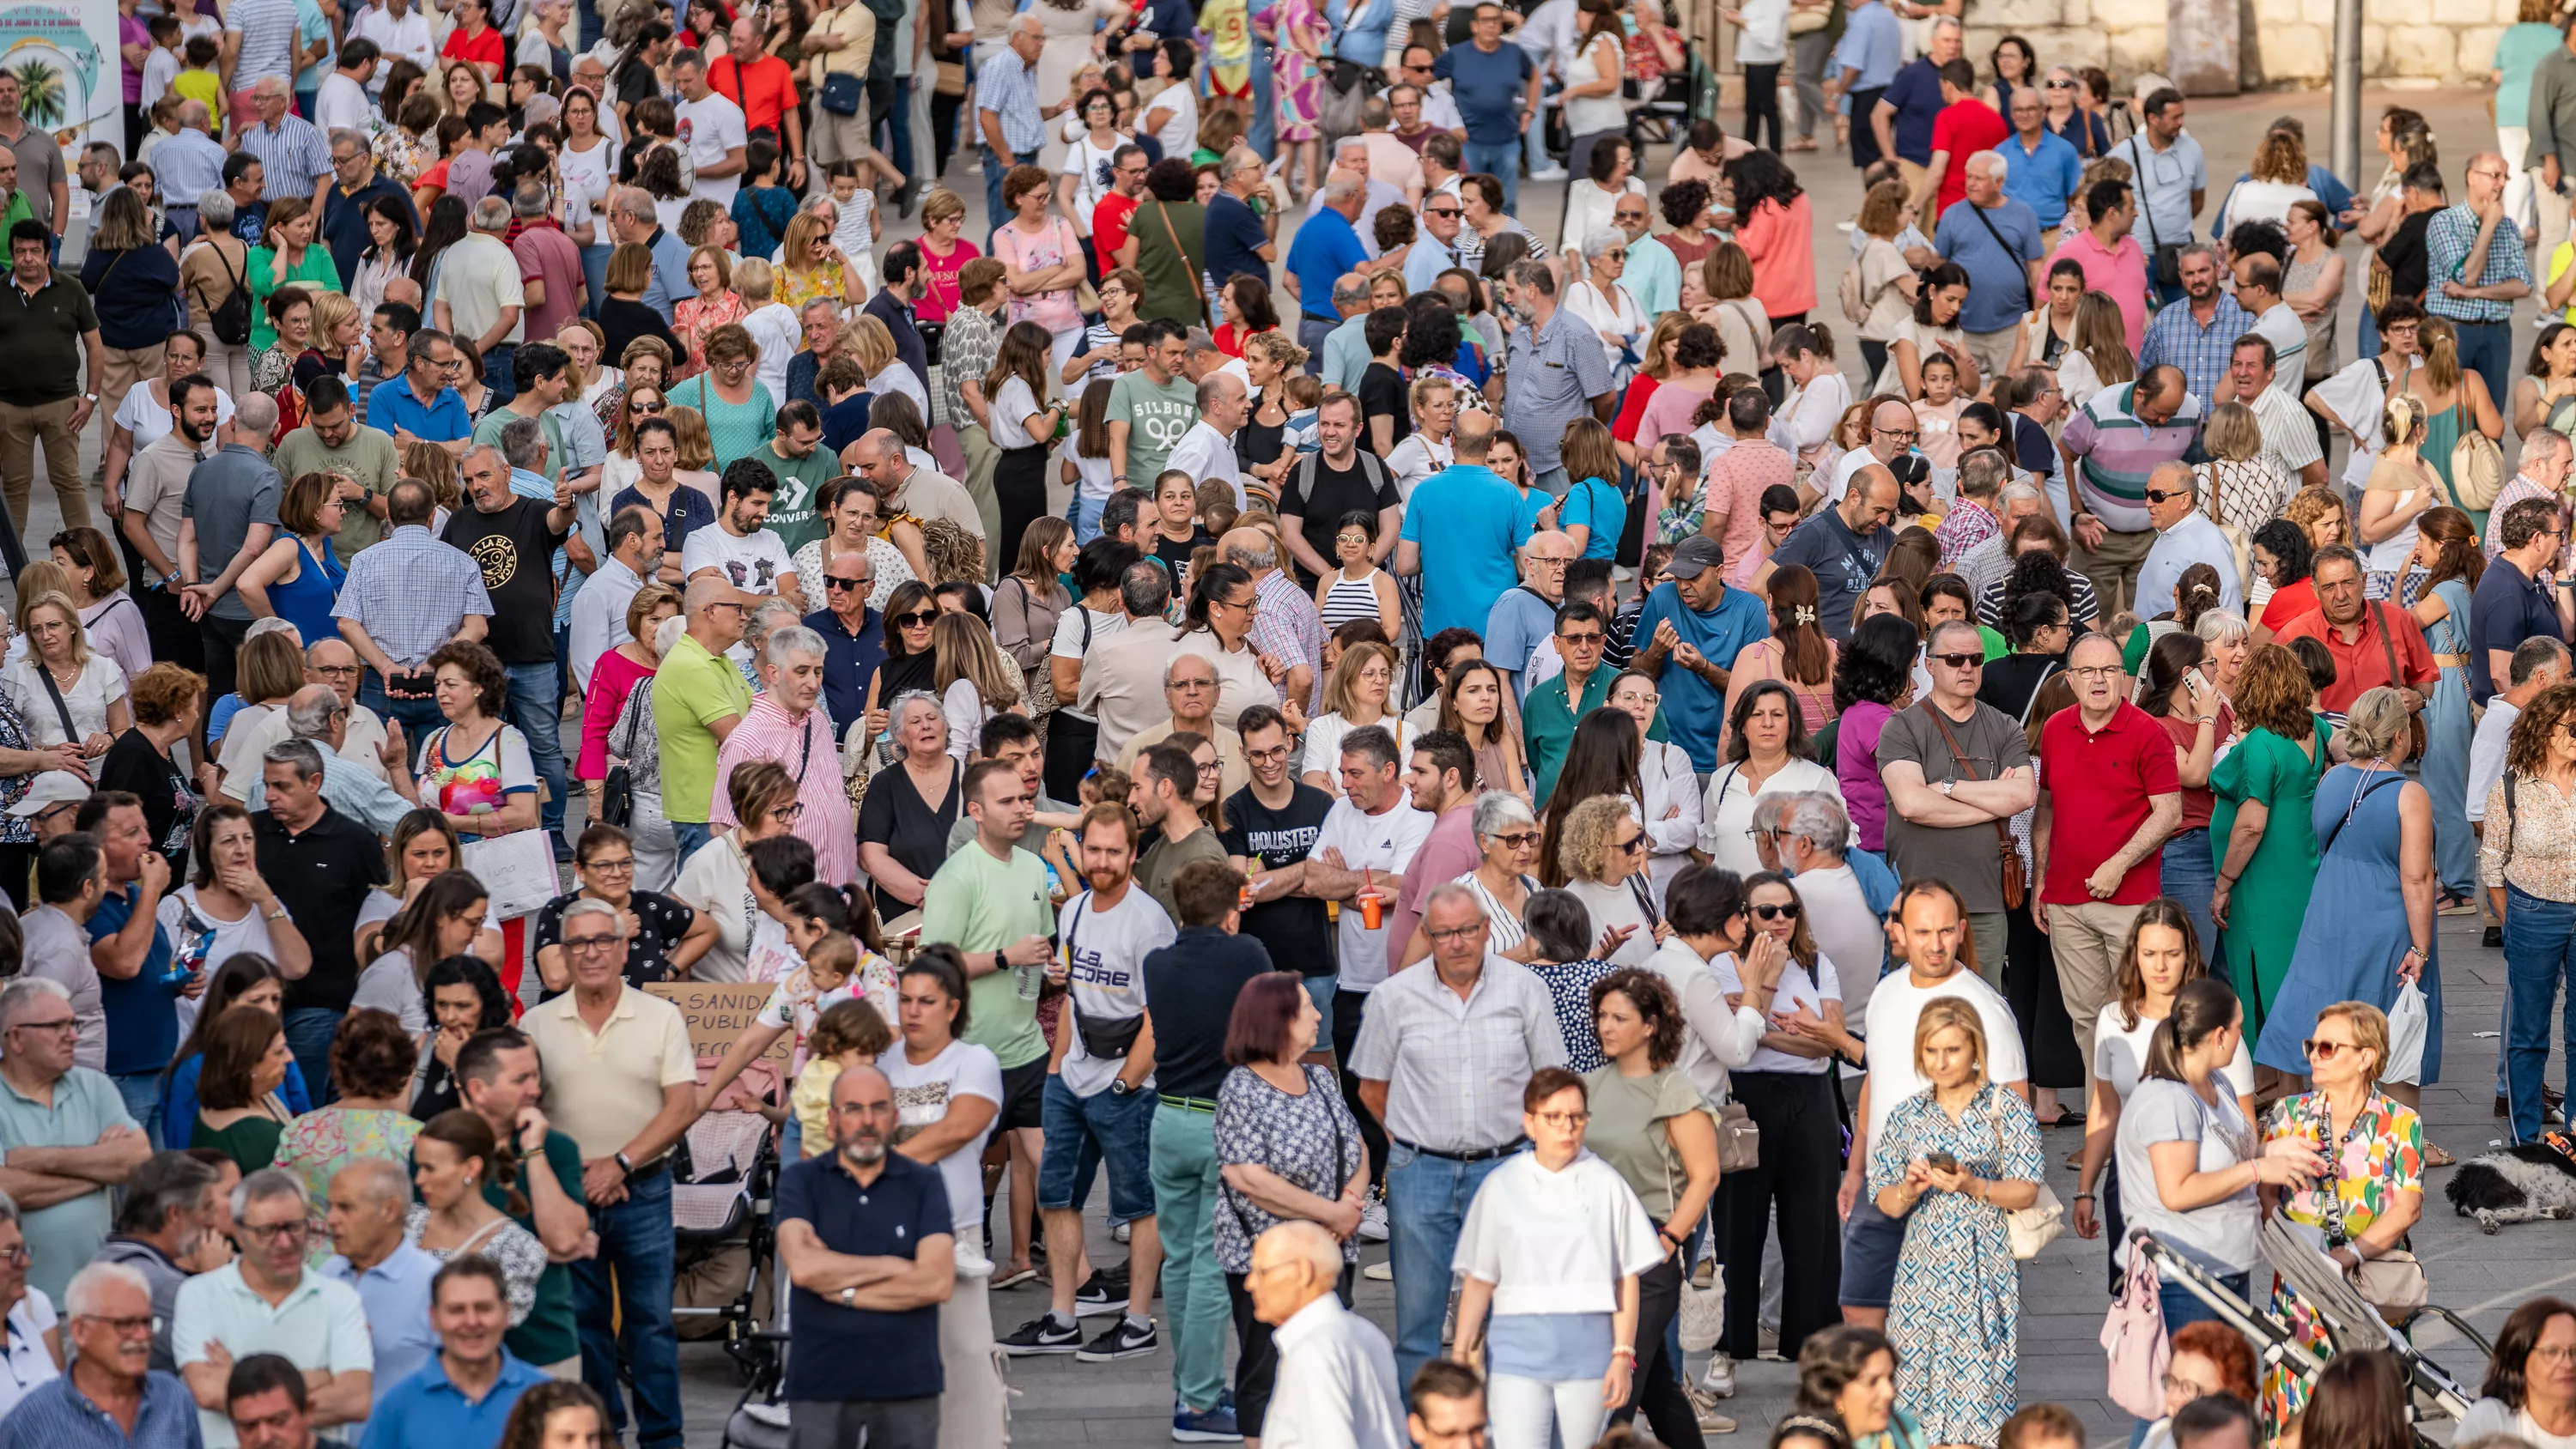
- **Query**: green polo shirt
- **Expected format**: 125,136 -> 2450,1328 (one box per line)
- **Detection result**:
471,403 -> 568,482
652,630 -> 753,823
485,1126 -> 584,1366
0,1065 -> 133,1304
1522,664 -> 1671,806
919,841 -> 1054,1070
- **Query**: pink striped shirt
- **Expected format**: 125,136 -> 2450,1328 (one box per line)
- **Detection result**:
708,694 -> 856,886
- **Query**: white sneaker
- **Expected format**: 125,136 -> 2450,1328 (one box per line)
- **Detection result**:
1358,1197 -> 1389,1242
1113,1219 -> 1132,1245
1363,1260 -> 1394,1281
1701,1354 -> 1737,1398
1528,166 -> 1570,181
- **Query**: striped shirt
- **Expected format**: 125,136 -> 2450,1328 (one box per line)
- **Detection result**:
2427,203 -> 2531,325
2246,381 -> 2323,477
239,112 -> 333,203
2139,292 -> 2251,405
2248,302 -> 2308,399
1249,565 -> 1327,714
331,523 -> 495,669
707,695 -> 857,887
225,0 -> 301,87
2058,380 -> 2205,534
973,50 -> 1044,154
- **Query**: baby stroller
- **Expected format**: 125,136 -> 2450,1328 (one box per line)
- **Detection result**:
671,1110 -> 783,1385
2129,1224 -> 2482,1446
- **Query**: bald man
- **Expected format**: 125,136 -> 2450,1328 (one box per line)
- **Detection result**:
844,427 -> 987,544
1246,1222 -> 1403,1449
1771,465 -> 1901,642
2427,149 -> 2530,412
653,574 -> 755,861
1164,374 -> 1252,512
1485,530 -> 1581,701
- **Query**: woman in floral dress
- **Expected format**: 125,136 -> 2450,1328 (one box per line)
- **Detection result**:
1867,997 -> 2045,1449
1272,0 -> 1327,199
272,1009 -> 424,1264
2257,999 -> 2426,1437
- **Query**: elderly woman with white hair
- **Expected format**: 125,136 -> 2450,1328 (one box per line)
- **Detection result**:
1562,227 -> 1651,388
708,622 -> 856,888
855,690 -> 966,919
1400,792 -> 1544,969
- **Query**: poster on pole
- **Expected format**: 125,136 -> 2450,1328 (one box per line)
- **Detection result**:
0,5 -> 113,159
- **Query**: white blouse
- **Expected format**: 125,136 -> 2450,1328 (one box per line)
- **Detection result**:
1711,948 -> 1841,1075
1631,741 -> 1704,901
1454,1149 -> 1664,1317
2,654 -> 126,747
1698,756 -> 1839,877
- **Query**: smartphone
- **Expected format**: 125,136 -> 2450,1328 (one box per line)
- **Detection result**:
1925,1151 -> 1959,1173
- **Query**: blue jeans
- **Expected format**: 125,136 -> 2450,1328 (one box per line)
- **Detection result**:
884,76 -> 914,184
572,1167 -> 683,1448
1463,139 -> 1522,216
1068,491 -> 1104,543
283,1006 -> 343,1105
580,243 -> 613,318
1386,1143 -> 1511,1389
360,670 -> 446,773
502,659 -> 570,837
2160,828 -> 2217,971
112,1070 -> 165,1151
1530,465 -> 1571,500
670,820 -> 714,865
2505,884 -> 2576,1143
2157,1270 -> 2247,1335
2451,318 -> 2514,425
483,343 -> 519,407
1037,1076 -> 1156,1219
980,145 -> 1040,249
1522,81 -> 1560,178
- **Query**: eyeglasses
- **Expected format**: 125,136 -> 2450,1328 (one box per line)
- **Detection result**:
893,610 -> 938,627
1488,830 -> 1539,849
0,1245 -> 25,1266
1217,594 -> 1261,614
581,856 -> 636,872
565,935 -> 623,955
768,802 -> 806,823
9,1017 -> 75,1035
1558,630 -> 1604,646
1426,923 -> 1487,944
241,1219 -> 309,1240
1534,1110 -> 1590,1127
1932,652 -> 1983,670
2044,77 -> 2075,87
1619,691 -> 1661,707
79,1315 -> 158,1337
2068,664 -> 2123,680
824,575 -> 872,591
2535,1346 -> 2576,1367
2162,1373 -> 2219,1398
1425,205 -> 1461,218
1601,250 -> 1626,260
1751,901 -> 1803,921
1874,427 -> 1919,442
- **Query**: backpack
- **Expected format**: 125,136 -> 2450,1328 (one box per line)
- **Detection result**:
1838,259 -> 1868,326
204,242 -> 251,349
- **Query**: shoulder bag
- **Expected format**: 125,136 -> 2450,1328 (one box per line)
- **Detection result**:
2367,603 -> 2430,760
1152,203 -> 1212,329
2123,137 -> 2184,293
29,661 -> 80,745
2451,418 -> 2506,512
1964,202 -> 2031,317
2313,1101 -> 2430,1318
2100,1240 -> 2170,1419
1060,894 -> 1145,1059
1923,701 -> 2026,909
1978,1088 -> 2063,1258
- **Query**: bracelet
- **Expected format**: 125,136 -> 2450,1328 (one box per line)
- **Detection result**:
1609,1346 -> 1637,1361
2074,1192 -> 2095,1201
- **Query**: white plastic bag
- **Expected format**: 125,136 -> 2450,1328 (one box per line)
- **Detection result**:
2385,980 -> 2429,1086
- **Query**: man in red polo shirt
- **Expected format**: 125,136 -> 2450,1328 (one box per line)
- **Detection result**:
2272,544 -> 2439,716
2035,629 -> 2181,1100
709,12 -> 807,187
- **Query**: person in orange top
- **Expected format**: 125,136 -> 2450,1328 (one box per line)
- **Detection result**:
1727,150 -> 1816,324
708,12 -> 807,188
2270,543 -> 2439,715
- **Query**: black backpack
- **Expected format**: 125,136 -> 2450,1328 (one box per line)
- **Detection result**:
202,243 -> 250,348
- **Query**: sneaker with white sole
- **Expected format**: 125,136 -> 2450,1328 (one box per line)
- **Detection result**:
1528,166 -> 1570,180
1702,1353 -> 1737,1397
1114,1218 -> 1132,1244
1362,1259 -> 1393,1281
1073,1265 -> 1127,1315
1686,1381 -> 1739,1434
1172,1400 -> 1242,1443
996,1313 -> 1083,1355
1075,1317 -> 1158,1361
1358,1197 -> 1388,1242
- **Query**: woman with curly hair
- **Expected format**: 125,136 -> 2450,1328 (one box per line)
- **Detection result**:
1553,793 -> 1662,969
1974,513 -> 2103,633
273,1009 -> 423,1263
95,662 -> 213,861
1396,291 -> 1488,415
2207,644 -> 2332,1040
1830,613 -> 1917,865
1724,149 -> 1814,326
2484,682 -> 2576,1140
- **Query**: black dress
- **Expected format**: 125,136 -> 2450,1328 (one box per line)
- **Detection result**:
857,757 -> 963,919
95,728 -> 199,864
598,296 -> 684,373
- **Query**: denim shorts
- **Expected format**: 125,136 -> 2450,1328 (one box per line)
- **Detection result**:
1838,1197 -> 1907,1309
1036,1073 -> 1157,1221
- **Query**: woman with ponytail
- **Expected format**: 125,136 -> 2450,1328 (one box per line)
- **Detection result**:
1723,563 -> 1840,743
409,1109 -> 549,1329
2104,975 -> 2320,1343
2359,391 -> 2446,601
2401,316 -> 2505,541
2404,505 -> 2483,910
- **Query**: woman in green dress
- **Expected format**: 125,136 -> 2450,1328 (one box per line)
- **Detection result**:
2208,641 -> 2332,1044
191,1005 -> 296,1173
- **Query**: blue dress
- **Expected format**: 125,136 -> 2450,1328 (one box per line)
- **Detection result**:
2421,579 -> 2478,898
1866,1082 -> 2044,1448
265,538 -> 346,652
2251,763 -> 2443,1082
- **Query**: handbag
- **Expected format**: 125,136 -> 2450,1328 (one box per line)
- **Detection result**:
819,71 -> 863,116
204,241 -> 252,348
2451,424 -> 2506,511
2312,1112 -> 2432,1316
599,682 -> 648,828
2009,1182 -> 2067,1259
1787,2 -> 1828,32
1715,1100 -> 1760,1173
1152,202 -> 1212,328
1923,703 -> 2025,910
2100,1241 -> 2170,1420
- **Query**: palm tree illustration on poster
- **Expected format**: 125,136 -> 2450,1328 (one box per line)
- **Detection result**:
0,3 -> 107,152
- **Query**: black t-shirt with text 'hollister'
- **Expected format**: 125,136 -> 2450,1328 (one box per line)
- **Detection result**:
1221,781 -> 1338,977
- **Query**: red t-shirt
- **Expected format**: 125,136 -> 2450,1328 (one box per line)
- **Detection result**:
1611,373 -> 1661,445
2259,578 -> 2317,634
1094,192 -> 1140,270
1929,98 -> 2009,221
913,235 -> 981,324
2038,700 -> 2182,906
707,52 -> 799,138
441,24 -> 505,73
2154,704 -> 2233,832
2270,603 -> 2439,714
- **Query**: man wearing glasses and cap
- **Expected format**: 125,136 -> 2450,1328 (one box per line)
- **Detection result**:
1632,536 -> 1773,776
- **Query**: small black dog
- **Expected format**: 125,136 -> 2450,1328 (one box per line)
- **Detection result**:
2445,1139 -> 2576,1234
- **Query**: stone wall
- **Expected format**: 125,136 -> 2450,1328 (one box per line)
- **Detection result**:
1947,0 -> 2523,89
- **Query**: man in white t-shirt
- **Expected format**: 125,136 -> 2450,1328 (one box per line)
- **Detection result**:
1162,374 -> 1250,512
1771,792 -> 1886,1032
668,47 -> 748,209
1836,878 -> 2026,1331
348,0 -> 434,92
681,457 -> 804,610
998,803 -> 1176,1364
312,43 -> 377,135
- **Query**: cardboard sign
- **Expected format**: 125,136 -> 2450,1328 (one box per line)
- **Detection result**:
646,981 -> 791,1064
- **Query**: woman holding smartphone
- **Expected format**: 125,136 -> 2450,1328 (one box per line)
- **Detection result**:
2136,633 -> 2232,962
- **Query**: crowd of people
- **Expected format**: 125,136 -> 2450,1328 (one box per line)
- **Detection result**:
4,0 -> 2576,1445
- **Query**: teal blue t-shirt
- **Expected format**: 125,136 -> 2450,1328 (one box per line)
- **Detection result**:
2499,22 -> 2565,131
1399,463 -> 1547,636
1560,476 -> 1626,561
1632,580 -> 1771,773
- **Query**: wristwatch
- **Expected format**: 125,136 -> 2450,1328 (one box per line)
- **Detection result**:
614,1150 -> 635,1179
1938,779 -> 1956,797
1109,1079 -> 1132,1096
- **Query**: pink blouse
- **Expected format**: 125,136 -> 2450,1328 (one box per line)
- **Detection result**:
580,646 -> 653,781
1735,195 -> 1816,322
991,215 -> 1086,336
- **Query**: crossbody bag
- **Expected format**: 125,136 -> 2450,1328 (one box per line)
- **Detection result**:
1061,891 -> 1145,1060
29,661 -> 79,745
1152,203 -> 1212,328
2123,136 -> 2184,291
2368,602 -> 2429,759
1923,702 -> 2026,909
1963,202 -> 2030,316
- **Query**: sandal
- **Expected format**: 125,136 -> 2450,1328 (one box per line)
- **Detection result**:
1787,137 -> 1820,152
2423,1143 -> 2456,1168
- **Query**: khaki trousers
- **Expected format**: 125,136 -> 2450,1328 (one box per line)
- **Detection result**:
202,334 -> 257,402
2075,524 -> 2156,618
2047,898 -> 2148,1103
956,419 -> 1004,579
1961,328 -> 2018,390
2537,167 -> 2572,276
0,397 -> 89,532
99,343 -> 167,456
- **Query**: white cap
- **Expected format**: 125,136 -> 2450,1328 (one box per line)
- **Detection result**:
6,772 -> 89,818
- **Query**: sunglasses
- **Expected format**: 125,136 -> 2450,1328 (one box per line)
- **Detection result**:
1931,652 -> 1983,670
2044,77 -> 2075,87
630,399 -> 665,414
1425,205 -> 1461,217
824,575 -> 871,591
893,609 -> 938,627
1751,901 -> 1802,921
1614,834 -> 1647,853
2142,488 -> 2190,504
1488,830 -> 1539,848
2303,1039 -> 2352,1059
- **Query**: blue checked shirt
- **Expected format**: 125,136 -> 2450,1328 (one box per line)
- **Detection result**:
2426,203 -> 2530,325
331,523 -> 495,670
2139,292 -> 2252,406
974,51 -> 1045,155
240,112 -> 333,203
0,1371 -> 204,1449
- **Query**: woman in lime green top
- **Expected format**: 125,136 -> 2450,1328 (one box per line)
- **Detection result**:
247,197 -> 343,353
665,321 -> 778,471
2208,642 -> 2332,1041
191,1004 -> 296,1173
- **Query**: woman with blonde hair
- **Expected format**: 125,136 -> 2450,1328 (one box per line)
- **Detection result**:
933,612 -> 1022,760
2281,484 -> 2349,557
2194,401 -> 2290,593
46,527 -> 149,685
774,205 -> 850,313
596,334 -> 672,434
2402,315 -> 2504,536
1299,641 -> 1414,796
1851,179 -> 1923,385
2055,291 -> 2136,413
2215,128 -> 2319,236
848,313 -> 931,419
671,245 -> 744,379
1384,373 -> 1459,496
664,404 -> 722,494
292,290 -> 364,395
2360,391 -> 2444,600
2,592 -> 131,756
2405,505 -> 2482,911
404,439 -> 461,516
1558,793 -> 1663,968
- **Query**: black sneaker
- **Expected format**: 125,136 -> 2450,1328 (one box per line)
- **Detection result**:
1074,1265 -> 1128,1316
997,1313 -> 1083,1355
1075,1317 -> 1159,1362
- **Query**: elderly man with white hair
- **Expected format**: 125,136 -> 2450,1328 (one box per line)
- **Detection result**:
1303,142 -> 1408,258
434,197 -> 529,408
0,979 -> 148,1305
237,76 -> 331,213
0,1259 -> 195,1449
2485,427 -> 2576,568
1249,1222 -> 1406,1449
154,106 -> 232,243
245,684 -> 418,833
1485,530 -> 1582,702
1162,373 -> 1253,512
1954,478 -> 2050,601
707,621 -> 854,887
2133,459 -> 2244,618
318,1157 -> 440,1401
1934,144 -> 2046,384
1771,792 -> 1897,1025
173,1169 -> 373,1448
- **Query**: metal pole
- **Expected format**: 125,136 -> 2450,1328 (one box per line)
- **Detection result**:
2330,0 -> 2363,186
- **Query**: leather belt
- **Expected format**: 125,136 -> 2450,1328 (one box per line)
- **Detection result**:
1395,1136 -> 1528,1163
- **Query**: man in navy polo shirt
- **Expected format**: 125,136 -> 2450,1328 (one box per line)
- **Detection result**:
1871,17 -> 1963,195
1202,148 -> 1277,298
776,1063 -> 955,1449
2471,496 -> 2575,705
